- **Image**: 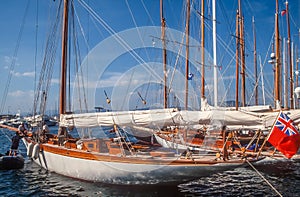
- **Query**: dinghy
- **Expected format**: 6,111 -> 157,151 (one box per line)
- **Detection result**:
0,153 -> 24,170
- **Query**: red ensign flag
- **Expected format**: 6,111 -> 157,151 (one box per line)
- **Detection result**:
268,111 -> 300,159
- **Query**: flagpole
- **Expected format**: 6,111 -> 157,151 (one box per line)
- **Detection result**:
256,111 -> 281,158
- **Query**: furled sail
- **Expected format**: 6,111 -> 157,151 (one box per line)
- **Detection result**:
60,108 -> 300,131
60,108 -> 180,128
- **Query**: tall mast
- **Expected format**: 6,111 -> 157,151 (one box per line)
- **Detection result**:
252,16 -> 258,105
285,1 -> 293,109
60,0 -> 69,115
238,0 -> 246,107
212,0 -> 218,107
235,9 -> 240,110
274,0 -> 281,107
160,0 -> 168,109
201,0 -> 205,99
283,38 -> 288,108
185,0 -> 190,110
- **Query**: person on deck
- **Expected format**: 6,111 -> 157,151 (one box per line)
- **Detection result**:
42,122 -> 50,134
9,132 -> 22,156
221,125 -> 229,161
18,122 -> 27,136
39,122 -> 50,142
57,126 -> 67,146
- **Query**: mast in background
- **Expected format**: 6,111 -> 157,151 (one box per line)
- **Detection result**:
235,9 -> 240,110
160,0 -> 168,109
201,0 -> 205,100
285,1 -> 294,109
185,0 -> 190,110
283,38 -> 288,108
274,0 -> 281,108
252,16 -> 258,105
212,0 -> 218,107
238,0 -> 246,107
235,0 -> 246,109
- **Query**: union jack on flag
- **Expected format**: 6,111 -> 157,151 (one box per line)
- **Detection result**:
275,112 -> 299,136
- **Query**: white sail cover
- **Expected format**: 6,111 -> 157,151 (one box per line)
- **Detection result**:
60,108 -> 180,128
60,108 -> 300,131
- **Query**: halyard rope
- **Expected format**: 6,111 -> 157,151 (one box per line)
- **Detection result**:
246,160 -> 283,197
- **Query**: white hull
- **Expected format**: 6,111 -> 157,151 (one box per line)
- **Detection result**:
23,139 -> 245,184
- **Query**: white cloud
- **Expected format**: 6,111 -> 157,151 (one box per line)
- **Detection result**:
96,71 -> 149,89
98,72 -> 125,88
51,78 -> 60,84
3,56 -> 20,66
23,72 -> 35,77
4,90 -> 35,114
4,56 -> 11,64
12,71 -> 35,77
72,71 -> 128,89
8,90 -> 34,97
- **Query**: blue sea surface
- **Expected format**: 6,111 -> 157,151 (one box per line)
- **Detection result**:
1,127 -> 300,196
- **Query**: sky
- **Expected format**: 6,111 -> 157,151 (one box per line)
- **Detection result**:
0,0 -> 299,115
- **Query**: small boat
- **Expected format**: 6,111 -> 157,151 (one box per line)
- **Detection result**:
24,114 -> 58,127
0,153 -> 24,170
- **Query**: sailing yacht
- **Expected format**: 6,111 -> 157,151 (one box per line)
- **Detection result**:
0,0 -> 267,184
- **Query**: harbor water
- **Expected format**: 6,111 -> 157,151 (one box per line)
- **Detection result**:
1,127 -> 300,196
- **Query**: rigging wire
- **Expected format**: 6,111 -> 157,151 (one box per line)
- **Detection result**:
78,0 -> 164,90
218,0 -> 236,40
166,1 -> 195,108
120,69 -> 135,110
141,0 -> 156,26
73,3 -> 89,113
0,0 -> 31,114
204,13 -> 276,105
126,0 -> 157,59
168,29 -> 185,98
71,1 -> 88,112
203,21 -> 238,103
33,0 -> 62,117
256,32 -> 278,104
246,160 -> 283,197
33,0 -> 39,117
143,75 -> 152,103
125,0 -> 153,107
